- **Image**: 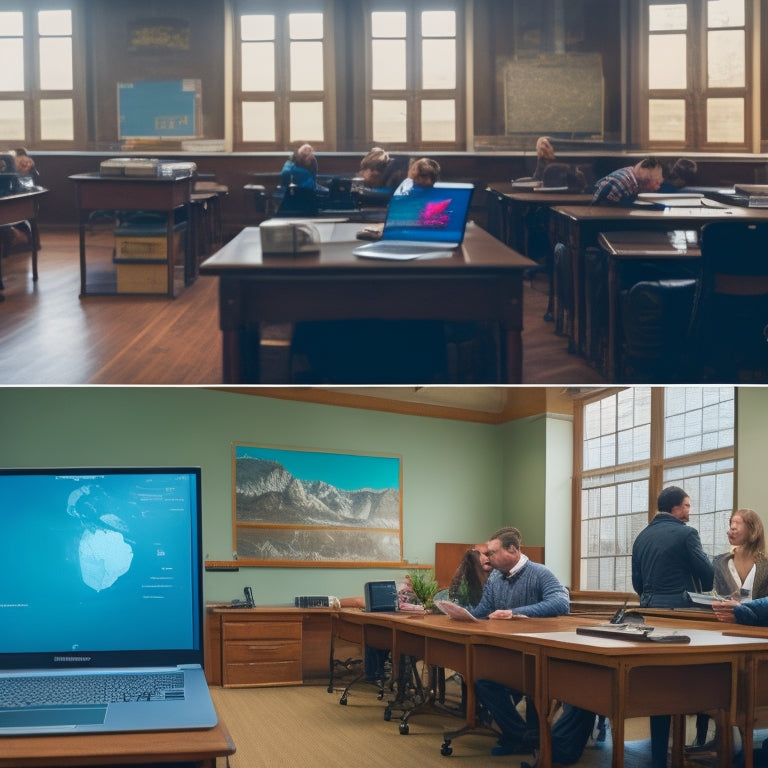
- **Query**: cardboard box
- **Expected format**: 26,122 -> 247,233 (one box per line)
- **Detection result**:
116,262 -> 168,294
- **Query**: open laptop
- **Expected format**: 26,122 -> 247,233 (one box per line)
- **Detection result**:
0,466 -> 218,736
353,182 -> 474,260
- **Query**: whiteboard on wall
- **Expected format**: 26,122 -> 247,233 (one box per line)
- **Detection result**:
118,79 -> 201,139
504,53 -> 604,137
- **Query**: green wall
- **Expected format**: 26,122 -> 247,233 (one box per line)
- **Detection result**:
0,387 -> 520,605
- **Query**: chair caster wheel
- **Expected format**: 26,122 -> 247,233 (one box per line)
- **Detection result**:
441,742 -> 453,756
339,697 -> 347,705
399,722 -> 409,735
383,708 -> 391,721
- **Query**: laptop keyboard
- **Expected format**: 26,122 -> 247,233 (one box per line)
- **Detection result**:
0,672 -> 185,707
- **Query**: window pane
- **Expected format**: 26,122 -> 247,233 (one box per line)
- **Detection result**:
708,0 -> 745,28
649,34 -> 686,88
708,29 -> 744,87
372,99 -> 407,143
242,101 -> 275,142
0,39 -> 24,91
648,4 -> 687,31
290,13 -> 322,39
241,15 -> 274,41
38,10 -> 71,36
40,37 -> 73,90
40,98 -> 73,140
422,11 -> 455,37
372,40 -> 406,90
242,42 -> 275,91
0,11 -> 23,36
290,41 -> 323,91
422,40 -> 455,89
421,99 -> 454,141
372,12 -> 406,37
0,100 -> 25,140
649,99 -> 686,141
289,101 -> 323,142
707,97 -> 744,142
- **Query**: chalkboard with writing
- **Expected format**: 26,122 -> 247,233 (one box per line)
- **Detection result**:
118,79 -> 201,139
504,53 -> 603,137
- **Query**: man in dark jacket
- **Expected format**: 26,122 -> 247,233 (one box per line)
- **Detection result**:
631,485 -> 714,768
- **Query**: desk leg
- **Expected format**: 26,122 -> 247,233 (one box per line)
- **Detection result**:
78,209 -> 87,297
218,280 -> 261,384
503,326 -> 522,383
607,259 -> 619,381
30,216 -> 40,281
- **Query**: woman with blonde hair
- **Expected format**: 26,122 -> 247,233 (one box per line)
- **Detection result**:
713,508 -> 768,600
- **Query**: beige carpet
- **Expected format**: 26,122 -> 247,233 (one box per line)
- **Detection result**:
208,678 -> 697,768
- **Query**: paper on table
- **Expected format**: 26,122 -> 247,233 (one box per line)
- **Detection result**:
434,600 -> 480,622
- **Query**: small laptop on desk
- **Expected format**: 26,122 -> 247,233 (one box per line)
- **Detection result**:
353,182 -> 474,260
0,466 -> 217,736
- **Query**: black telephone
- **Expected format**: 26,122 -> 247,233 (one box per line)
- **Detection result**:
231,586 -> 255,608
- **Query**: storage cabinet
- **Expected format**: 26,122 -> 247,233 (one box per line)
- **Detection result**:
205,607 -> 333,688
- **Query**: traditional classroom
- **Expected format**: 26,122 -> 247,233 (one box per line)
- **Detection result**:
2,0 -> 768,385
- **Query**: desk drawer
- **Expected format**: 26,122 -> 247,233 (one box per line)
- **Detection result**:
223,620 -> 301,642
225,639 -> 302,664
224,660 -> 303,687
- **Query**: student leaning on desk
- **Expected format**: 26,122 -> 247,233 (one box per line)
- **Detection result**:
469,527 -> 597,764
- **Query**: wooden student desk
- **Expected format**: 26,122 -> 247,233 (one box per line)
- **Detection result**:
330,609 -> 768,768
550,203 -> 768,364
596,229 -> 701,381
0,716 -> 235,768
70,173 -> 193,298
199,221 -> 536,384
0,187 -> 48,289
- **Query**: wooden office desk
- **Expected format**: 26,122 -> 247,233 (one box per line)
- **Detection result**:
0,188 -> 47,289
0,716 -> 235,768
597,230 -> 701,381
199,221 -> 536,383
550,203 -> 768,364
70,173 -> 193,297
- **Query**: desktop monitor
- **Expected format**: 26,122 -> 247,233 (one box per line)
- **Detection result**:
364,580 -> 399,613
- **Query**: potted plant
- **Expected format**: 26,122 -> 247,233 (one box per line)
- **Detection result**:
407,569 -> 440,611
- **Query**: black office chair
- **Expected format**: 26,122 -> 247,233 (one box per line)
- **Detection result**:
275,184 -> 319,217
618,278 -> 697,382
690,221 -> 768,382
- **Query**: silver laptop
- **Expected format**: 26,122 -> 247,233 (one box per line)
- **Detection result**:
0,467 -> 217,735
353,182 -> 474,260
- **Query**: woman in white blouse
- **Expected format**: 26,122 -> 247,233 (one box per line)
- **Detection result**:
713,508 -> 768,600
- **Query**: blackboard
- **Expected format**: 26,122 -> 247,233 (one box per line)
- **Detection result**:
118,79 -> 201,139
504,53 -> 603,136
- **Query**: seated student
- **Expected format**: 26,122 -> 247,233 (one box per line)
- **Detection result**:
448,547 -> 492,608
357,146 -> 406,199
591,157 -> 664,205
279,142 -> 328,194
470,529 -> 596,762
393,157 -> 441,196
532,135 -> 557,181
658,157 -> 698,193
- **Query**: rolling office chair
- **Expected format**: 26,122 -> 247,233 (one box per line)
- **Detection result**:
690,220 -> 768,382
275,184 -> 319,218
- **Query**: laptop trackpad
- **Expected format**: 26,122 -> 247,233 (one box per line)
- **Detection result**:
0,705 -> 107,728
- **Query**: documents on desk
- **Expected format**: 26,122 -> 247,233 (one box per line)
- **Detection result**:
434,600 -> 480,621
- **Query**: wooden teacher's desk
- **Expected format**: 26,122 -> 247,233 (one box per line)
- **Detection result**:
0,187 -> 47,289
0,717 -> 235,768
331,609 -> 768,768
550,203 -> 768,362
199,221 -> 536,384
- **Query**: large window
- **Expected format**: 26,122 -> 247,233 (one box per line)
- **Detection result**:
0,3 -> 80,146
641,0 -> 751,149
235,2 -> 334,150
366,2 -> 463,149
575,387 -> 735,594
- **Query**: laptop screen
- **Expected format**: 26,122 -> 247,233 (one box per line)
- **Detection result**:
0,467 -> 203,669
382,182 -> 474,244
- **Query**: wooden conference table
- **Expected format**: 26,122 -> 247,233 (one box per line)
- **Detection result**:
331,608 -> 768,768
199,221 -> 536,383
70,173 -> 193,298
0,187 -> 48,290
550,203 -> 768,362
0,716 -> 235,768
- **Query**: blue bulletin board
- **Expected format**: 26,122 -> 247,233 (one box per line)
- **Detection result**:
118,79 -> 201,139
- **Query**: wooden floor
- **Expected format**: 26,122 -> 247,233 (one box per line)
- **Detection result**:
0,229 -> 606,385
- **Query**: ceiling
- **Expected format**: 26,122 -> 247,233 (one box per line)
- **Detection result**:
221,386 -> 605,423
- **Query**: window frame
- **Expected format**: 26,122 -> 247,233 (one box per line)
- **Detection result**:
570,386 -> 736,600
0,0 -> 85,149
233,0 -> 336,151
362,0 -> 465,150
636,0 -> 753,151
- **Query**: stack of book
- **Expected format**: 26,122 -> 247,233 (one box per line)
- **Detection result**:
734,184 -> 768,207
